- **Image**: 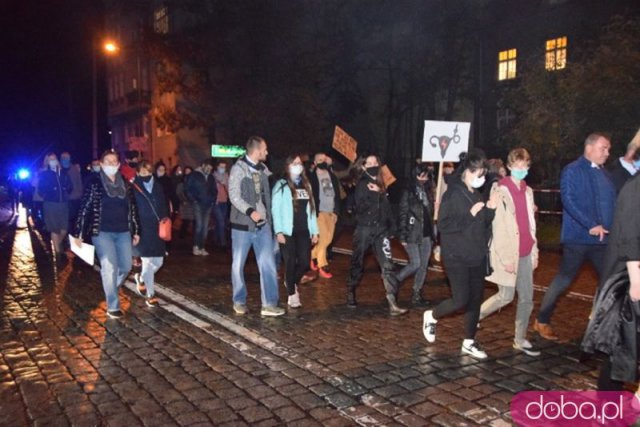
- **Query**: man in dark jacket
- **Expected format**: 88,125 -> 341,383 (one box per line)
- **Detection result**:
309,152 -> 342,278
608,138 -> 639,194
184,158 -> 217,256
534,132 -> 616,340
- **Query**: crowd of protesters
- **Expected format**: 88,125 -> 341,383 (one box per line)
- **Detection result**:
14,127 -> 640,392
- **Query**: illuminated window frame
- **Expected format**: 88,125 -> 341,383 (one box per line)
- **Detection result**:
154,6 -> 169,34
545,36 -> 567,71
498,49 -> 517,81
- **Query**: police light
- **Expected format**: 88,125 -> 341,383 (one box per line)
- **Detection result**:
17,169 -> 30,180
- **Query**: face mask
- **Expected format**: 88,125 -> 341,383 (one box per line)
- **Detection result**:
140,175 -> 152,182
316,162 -> 328,170
128,161 -> 138,169
217,167 -> 226,174
511,169 -> 528,180
634,160 -> 640,168
102,165 -> 119,177
48,160 -> 59,169
157,170 -> 165,177
60,159 -> 71,168
175,170 -> 183,176
366,166 -> 379,177
91,165 -> 101,173
471,175 -> 486,189
289,164 -> 304,177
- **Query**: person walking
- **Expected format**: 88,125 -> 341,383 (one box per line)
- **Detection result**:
347,154 -> 408,316
73,150 -> 140,319
229,136 -> 285,317
213,159 -> 230,249
60,152 -> 83,233
177,166 -> 194,238
309,152 -> 341,279
396,163 -> 436,306
479,148 -> 541,356
184,159 -> 217,256
38,153 -> 73,259
422,149 -> 497,359
272,155 -> 319,308
131,161 -> 169,308
154,162 -> 179,219
534,133 -> 616,340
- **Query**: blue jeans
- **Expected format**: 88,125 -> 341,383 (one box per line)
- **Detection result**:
212,202 -> 229,246
231,227 -> 279,307
141,256 -> 164,298
193,203 -> 212,249
537,243 -> 605,324
93,231 -> 133,312
396,237 -> 432,293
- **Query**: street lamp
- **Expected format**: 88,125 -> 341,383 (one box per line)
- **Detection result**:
92,39 -> 121,159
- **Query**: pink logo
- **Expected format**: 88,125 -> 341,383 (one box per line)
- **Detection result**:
511,391 -> 640,426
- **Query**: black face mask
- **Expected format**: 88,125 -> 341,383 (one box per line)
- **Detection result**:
140,175 -> 152,182
366,166 -> 379,177
316,162 -> 328,170
128,161 -> 138,168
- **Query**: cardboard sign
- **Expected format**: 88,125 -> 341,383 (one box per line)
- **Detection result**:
422,121 -> 471,162
380,165 -> 396,188
332,126 -> 358,163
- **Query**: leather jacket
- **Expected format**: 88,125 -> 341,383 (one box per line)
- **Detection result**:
74,175 -> 140,240
398,183 -> 435,244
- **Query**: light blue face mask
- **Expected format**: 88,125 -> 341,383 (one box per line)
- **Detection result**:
511,169 -> 528,180
634,160 -> 640,168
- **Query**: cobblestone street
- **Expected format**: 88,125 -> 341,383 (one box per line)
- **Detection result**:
0,207 -> 604,426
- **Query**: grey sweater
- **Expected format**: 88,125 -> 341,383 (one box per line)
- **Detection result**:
229,156 -> 272,231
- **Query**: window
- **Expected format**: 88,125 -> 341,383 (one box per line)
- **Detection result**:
154,6 -> 169,34
498,49 -> 517,81
546,36 -> 567,71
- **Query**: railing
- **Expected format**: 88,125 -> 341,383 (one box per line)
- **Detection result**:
533,188 -> 562,215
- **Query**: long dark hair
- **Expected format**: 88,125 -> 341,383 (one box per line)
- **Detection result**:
455,148 -> 488,177
282,155 -> 316,215
362,154 -> 386,192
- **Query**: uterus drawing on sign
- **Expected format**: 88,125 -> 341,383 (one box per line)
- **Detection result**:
429,124 -> 461,158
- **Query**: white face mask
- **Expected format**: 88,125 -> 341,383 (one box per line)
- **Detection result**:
471,175 -> 486,188
289,164 -> 304,177
157,170 -> 166,177
48,159 -> 59,169
91,165 -> 101,173
102,164 -> 119,177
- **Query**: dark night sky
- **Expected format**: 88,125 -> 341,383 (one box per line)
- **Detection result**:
0,0 -> 104,174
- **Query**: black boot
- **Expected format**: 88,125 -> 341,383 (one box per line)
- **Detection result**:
347,289 -> 357,308
411,290 -> 430,306
386,294 -> 408,316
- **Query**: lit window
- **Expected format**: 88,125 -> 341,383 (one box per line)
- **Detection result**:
154,6 -> 169,34
546,36 -> 567,71
498,49 -> 517,81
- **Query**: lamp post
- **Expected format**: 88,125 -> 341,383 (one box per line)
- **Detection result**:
92,40 -> 120,159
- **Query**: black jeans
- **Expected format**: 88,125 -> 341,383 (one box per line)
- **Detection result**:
433,263 -> 485,340
280,230 -> 311,296
348,225 -> 397,295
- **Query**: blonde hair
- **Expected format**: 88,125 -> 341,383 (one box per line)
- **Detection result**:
507,148 -> 531,167
629,128 -> 640,150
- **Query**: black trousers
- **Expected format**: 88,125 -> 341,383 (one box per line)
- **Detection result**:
280,230 -> 311,296
348,225 -> 397,295
433,263 -> 485,340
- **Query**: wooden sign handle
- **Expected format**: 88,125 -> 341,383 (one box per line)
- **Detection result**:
434,161 -> 444,222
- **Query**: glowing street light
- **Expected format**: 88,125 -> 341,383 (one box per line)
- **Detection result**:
103,41 -> 120,54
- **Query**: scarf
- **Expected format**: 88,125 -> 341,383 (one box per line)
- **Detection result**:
100,170 -> 127,199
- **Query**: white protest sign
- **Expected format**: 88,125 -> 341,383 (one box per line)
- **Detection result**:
421,121 -> 470,162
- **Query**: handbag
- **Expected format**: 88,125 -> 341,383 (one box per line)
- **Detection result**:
132,183 -> 172,241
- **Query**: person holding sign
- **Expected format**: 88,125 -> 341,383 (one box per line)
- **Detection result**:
347,154 -> 408,316
397,163 -> 436,306
72,150 -> 141,319
422,149 -> 497,359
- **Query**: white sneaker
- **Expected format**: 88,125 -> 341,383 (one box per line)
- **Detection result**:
423,310 -> 437,343
513,339 -> 541,357
200,248 -> 210,256
260,306 -> 286,317
461,340 -> 488,359
288,287 -> 302,308
192,246 -> 202,256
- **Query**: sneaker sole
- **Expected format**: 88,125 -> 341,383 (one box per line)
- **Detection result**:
461,348 -> 488,359
260,310 -> 286,317
107,313 -> 123,319
513,345 -> 541,357
423,311 -> 436,343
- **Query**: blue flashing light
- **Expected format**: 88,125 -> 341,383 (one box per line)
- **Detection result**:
17,169 -> 30,180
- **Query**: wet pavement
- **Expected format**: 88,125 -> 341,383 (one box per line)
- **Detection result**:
0,206 -> 606,426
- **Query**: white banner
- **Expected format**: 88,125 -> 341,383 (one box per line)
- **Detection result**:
421,120 -> 470,162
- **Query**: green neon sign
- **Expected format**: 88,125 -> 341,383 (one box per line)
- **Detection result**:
211,145 -> 245,158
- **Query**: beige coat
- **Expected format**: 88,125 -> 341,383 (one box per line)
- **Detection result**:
485,181 -> 538,287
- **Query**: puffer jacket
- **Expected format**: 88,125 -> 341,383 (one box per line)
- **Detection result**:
74,174 -> 140,241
